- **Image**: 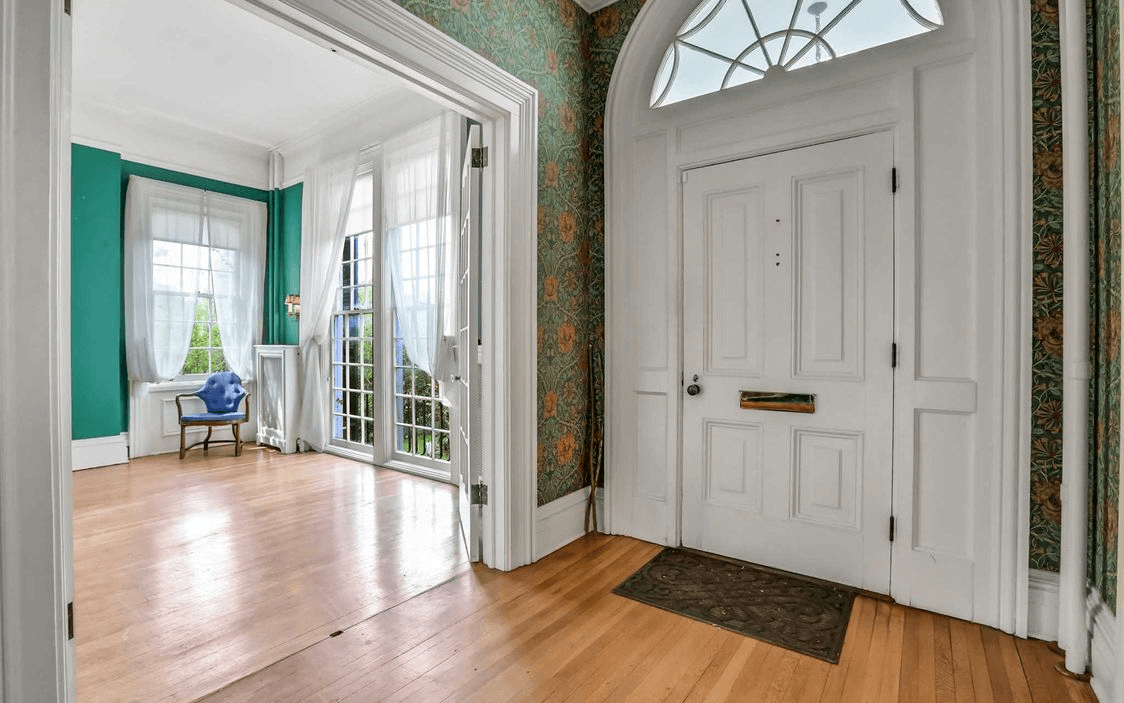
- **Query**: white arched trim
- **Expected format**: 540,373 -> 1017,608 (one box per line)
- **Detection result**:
605,0 -> 1032,634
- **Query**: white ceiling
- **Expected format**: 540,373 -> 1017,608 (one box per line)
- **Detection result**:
71,0 -> 432,149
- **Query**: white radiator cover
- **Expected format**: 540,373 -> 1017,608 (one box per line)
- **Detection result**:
255,345 -> 300,454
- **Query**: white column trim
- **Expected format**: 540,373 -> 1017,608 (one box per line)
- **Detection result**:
1059,0 -> 1092,675
0,0 -> 74,699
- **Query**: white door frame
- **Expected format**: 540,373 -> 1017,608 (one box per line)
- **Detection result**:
605,0 -> 1032,635
0,0 -> 538,698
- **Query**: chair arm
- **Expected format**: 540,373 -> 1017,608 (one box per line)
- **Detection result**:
174,393 -> 196,420
241,391 -> 251,421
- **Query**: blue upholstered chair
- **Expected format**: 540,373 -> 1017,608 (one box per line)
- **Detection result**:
175,371 -> 250,459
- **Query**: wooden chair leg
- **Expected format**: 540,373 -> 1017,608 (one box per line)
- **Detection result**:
179,425 -> 186,460
233,423 -> 242,457
204,426 -> 213,451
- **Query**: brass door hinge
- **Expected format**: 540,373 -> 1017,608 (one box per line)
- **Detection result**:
471,483 -> 488,506
471,147 -> 488,168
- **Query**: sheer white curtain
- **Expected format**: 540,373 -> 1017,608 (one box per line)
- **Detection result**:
383,111 -> 458,385
124,176 -> 266,383
297,152 -> 360,452
125,176 -> 206,383
208,193 -> 266,380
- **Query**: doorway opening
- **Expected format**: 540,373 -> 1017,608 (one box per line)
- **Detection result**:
63,0 -> 533,699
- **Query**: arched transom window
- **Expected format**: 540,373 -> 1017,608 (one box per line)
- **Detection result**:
651,0 -> 944,108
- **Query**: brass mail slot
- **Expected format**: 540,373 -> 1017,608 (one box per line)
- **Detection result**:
739,391 -> 816,414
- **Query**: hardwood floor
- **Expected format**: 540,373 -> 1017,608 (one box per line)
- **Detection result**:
202,534 -> 1095,703
76,450 -> 1095,702
73,447 -> 467,703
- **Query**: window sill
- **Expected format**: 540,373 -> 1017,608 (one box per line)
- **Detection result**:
143,378 -> 254,393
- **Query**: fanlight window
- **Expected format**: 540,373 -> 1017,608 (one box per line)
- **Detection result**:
651,0 -> 944,108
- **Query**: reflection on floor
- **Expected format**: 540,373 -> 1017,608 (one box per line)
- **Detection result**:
73,447 -> 466,703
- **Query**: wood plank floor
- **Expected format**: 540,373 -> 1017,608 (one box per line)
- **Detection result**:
76,450 -> 1096,702
73,447 -> 467,703
199,531 -> 1096,703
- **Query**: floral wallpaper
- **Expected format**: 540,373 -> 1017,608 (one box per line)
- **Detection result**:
1030,0 -> 1066,573
389,0 -> 597,505
1088,0 -> 1121,606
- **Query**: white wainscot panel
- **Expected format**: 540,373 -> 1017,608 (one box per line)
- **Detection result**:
793,429 -> 861,530
794,172 -> 863,380
633,132 -> 670,372
707,187 -> 765,376
163,396 -> 207,437
703,421 -> 763,513
914,411 -> 974,558
915,58 -> 977,380
634,392 -> 669,502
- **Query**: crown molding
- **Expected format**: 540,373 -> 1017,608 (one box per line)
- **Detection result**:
575,0 -> 619,13
71,97 -> 271,189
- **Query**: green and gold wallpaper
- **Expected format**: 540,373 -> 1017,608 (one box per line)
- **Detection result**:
1088,0 -> 1121,606
1030,0 -> 1066,574
1029,0 -> 1123,609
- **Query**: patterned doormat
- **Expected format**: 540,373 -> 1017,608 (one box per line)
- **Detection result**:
612,548 -> 856,663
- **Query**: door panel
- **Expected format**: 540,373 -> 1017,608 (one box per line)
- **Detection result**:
682,132 -> 895,593
794,172 -> 864,380
706,186 -> 767,377
455,123 -> 482,560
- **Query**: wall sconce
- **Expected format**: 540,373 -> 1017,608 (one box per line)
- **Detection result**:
284,294 -> 301,318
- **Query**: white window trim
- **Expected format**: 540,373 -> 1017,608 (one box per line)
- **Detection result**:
328,159 -> 381,454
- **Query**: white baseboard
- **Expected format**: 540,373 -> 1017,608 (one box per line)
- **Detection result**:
1088,586 -> 1116,702
1028,568 -> 1060,641
72,433 -> 129,470
535,486 -> 604,561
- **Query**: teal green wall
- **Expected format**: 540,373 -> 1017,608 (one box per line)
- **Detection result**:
70,144 -> 281,440
264,183 -> 302,346
71,144 -> 126,440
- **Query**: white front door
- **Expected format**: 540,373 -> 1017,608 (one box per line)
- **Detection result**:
454,123 -> 483,560
681,132 -> 895,593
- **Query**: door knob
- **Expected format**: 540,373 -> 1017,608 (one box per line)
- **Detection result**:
686,374 -> 701,396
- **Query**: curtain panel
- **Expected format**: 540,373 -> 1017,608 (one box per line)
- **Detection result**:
296,152 -> 360,452
124,176 -> 266,383
383,111 -> 458,389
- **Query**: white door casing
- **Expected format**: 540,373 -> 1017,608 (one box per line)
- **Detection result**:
606,0 -> 1033,633
681,133 -> 895,593
0,0 -> 75,699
